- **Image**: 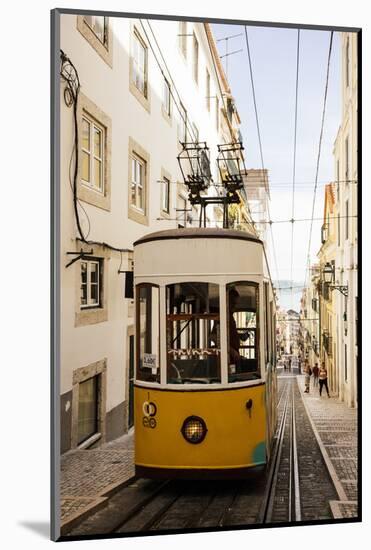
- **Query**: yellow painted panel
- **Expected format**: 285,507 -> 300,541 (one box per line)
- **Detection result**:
135,384 -> 267,470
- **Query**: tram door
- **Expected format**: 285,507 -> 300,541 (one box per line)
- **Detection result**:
128,334 -> 135,429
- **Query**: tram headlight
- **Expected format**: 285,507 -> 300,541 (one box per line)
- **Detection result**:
181,416 -> 208,444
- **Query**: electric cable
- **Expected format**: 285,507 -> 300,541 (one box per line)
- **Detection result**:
203,24 -> 257,237
290,29 -> 300,309
304,31 -> 334,286
243,26 -> 281,294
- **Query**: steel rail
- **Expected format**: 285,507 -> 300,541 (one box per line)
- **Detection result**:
291,384 -> 302,521
257,380 -> 290,522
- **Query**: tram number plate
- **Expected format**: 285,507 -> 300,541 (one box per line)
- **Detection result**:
143,353 -> 157,374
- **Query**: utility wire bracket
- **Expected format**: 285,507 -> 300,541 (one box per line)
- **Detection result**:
65,249 -> 94,268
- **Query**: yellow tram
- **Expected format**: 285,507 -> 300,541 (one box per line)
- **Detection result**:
133,227 -> 277,478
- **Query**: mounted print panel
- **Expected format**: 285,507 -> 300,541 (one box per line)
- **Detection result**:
51,8 -> 361,542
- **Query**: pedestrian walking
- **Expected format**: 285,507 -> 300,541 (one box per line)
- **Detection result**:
304,362 -> 312,393
318,362 -> 330,397
312,362 -> 319,387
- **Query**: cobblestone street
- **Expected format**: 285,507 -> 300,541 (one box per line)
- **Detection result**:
60,430 -> 135,531
60,373 -> 358,532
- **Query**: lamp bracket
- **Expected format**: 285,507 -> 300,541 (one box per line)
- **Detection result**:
329,285 -> 349,297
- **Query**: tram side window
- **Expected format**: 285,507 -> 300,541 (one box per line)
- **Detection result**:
166,282 -> 221,384
227,282 -> 260,382
136,284 -> 160,382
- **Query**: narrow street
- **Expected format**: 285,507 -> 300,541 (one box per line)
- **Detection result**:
60,369 -> 358,538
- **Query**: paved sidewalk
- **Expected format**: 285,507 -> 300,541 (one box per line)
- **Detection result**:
296,374 -> 358,519
60,430 -> 135,532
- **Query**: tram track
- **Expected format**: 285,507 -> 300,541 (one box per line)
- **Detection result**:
257,378 -> 302,523
65,376 -> 340,538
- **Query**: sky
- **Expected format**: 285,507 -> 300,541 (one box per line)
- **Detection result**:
212,24 -> 342,310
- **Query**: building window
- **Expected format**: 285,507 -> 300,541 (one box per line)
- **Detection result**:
345,37 -> 350,88
215,96 -> 219,130
81,259 -> 102,309
128,138 -> 149,225
76,94 -> 111,211
345,136 -> 349,182
77,376 -> 99,445
178,21 -> 187,58
81,114 -> 104,194
336,159 -> 340,200
131,154 -> 146,212
163,77 -> 171,117
206,69 -> 211,111
77,16 -> 112,67
83,16 -> 108,46
161,175 -> 170,214
132,29 -> 148,97
193,33 -> 199,83
178,102 -> 187,143
345,199 -> 349,240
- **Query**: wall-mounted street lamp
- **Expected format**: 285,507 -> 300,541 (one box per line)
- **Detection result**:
322,262 -> 348,297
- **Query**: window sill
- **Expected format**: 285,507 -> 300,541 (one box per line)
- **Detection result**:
77,183 -> 111,211
129,78 -> 151,113
128,206 -> 149,225
78,432 -> 101,450
161,106 -> 172,126
77,17 -> 113,68
160,210 -> 171,220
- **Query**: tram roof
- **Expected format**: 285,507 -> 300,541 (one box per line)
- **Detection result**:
134,227 -> 263,246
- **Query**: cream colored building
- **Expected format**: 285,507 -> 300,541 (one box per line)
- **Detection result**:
332,32 -> 358,407
300,265 -> 321,370
59,15 -> 251,452
317,184 -> 337,394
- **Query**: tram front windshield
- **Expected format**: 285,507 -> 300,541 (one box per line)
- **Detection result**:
166,282 -> 221,384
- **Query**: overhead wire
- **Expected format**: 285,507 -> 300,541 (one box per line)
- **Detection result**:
203,24 -> 257,237
304,31 -> 334,287
155,214 -> 356,225
243,26 -> 281,297
290,29 -> 300,309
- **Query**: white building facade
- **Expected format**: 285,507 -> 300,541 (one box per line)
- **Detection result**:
59,15 -> 249,452
333,32 -> 358,407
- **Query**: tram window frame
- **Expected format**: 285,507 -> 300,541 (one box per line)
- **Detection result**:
264,282 -> 269,364
270,300 -> 274,365
165,282 -> 221,384
226,282 -> 260,382
136,283 -> 160,383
